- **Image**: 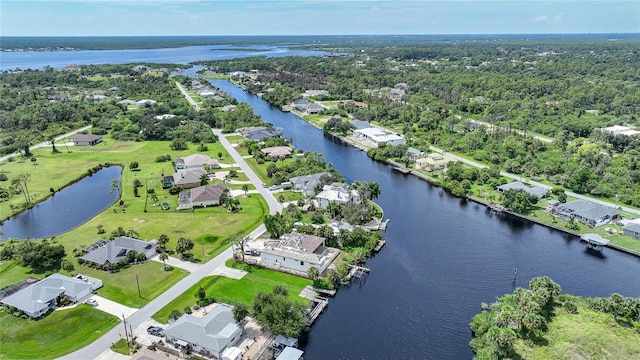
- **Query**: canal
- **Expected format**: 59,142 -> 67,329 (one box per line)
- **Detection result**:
0,166 -> 121,240
209,79 -> 640,359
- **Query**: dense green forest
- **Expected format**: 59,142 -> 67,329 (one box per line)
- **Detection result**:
198,37 -> 640,206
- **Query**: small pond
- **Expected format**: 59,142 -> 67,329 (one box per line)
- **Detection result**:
0,166 -> 122,240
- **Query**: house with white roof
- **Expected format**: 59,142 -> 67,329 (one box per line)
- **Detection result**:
496,181 -> 548,199
164,304 -> 243,359
315,183 -> 361,210
260,233 -> 337,274
175,154 -> 220,170
0,274 -> 102,318
353,127 -> 405,147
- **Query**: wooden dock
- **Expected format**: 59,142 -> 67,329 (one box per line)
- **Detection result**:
307,297 -> 328,325
393,166 -> 411,174
347,265 -> 370,282
373,240 -> 386,253
379,219 -> 390,230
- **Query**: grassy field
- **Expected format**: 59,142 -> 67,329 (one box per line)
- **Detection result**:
0,306 -> 119,360
0,135 -> 268,304
153,261 -> 311,324
514,304 -> 640,359
110,338 -> 131,356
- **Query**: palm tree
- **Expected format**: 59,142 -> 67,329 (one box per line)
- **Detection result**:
110,178 -> 122,198
126,228 -> 139,238
157,234 -> 170,250
308,266 -> 320,281
241,184 -> 249,197
159,252 -> 169,271
367,182 -> 381,201
176,237 -> 194,257
151,193 -> 159,206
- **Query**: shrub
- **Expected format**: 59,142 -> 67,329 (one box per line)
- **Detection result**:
0,174 -> 7,181
155,154 -> 172,162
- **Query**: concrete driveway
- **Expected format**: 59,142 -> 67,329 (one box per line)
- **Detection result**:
88,295 -> 138,318
150,254 -> 201,272
134,319 -> 169,346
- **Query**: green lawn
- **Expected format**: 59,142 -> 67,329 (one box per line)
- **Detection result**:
110,338 -> 131,355
514,305 -> 640,359
153,261 -> 311,324
0,306 -> 119,360
79,260 -> 188,308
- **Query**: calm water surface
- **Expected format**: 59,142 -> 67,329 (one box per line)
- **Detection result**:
0,45 -> 327,71
0,166 -> 121,240
209,79 -> 640,359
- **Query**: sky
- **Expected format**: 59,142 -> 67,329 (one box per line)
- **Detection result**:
1,1 -> 639,36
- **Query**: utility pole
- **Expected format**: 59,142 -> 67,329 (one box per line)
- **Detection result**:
136,274 -> 141,298
122,313 -> 129,345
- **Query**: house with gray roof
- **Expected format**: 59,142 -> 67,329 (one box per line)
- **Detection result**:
69,134 -> 102,146
552,200 -> 620,227
289,172 -> 330,196
623,223 -> 640,240
349,119 -> 370,130
173,168 -> 207,189
80,236 -> 157,266
178,183 -> 228,210
164,303 -> 242,359
175,154 -> 220,171
496,181 -> 548,199
1,274 -> 101,318
315,182 -> 361,210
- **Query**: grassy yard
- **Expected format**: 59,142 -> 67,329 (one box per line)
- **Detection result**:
514,304 -> 640,359
110,338 -> 131,355
0,136 -> 268,306
153,261 -> 311,324
0,306 -> 119,360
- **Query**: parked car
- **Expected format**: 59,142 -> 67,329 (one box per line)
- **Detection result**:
147,326 -> 164,336
270,185 -> 279,191
85,298 -> 98,307
262,183 -> 267,188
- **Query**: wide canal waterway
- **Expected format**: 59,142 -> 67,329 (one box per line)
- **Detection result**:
208,79 -> 640,359
0,166 -> 121,240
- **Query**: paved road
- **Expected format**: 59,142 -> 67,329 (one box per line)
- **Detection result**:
0,125 -> 92,163
429,145 -> 640,216
215,129 -> 283,215
61,131 -> 279,360
175,81 -> 201,111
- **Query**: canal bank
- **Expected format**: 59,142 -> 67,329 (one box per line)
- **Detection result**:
231,85 -> 640,259
207,78 -> 640,360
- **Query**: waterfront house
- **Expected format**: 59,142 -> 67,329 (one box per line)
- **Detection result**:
349,119 -> 371,130
552,200 -> 620,227
353,127 -> 405,147
406,147 -> 426,161
261,146 -> 293,159
315,182 -> 361,209
164,304 -> 242,359
289,172 -> 330,196
496,181 -> 548,199
260,233 -> 337,274
173,168 -> 207,189
80,236 -> 158,266
415,154 -> 450,172
623,223 -> 640,240
117,99 -> 137,106
177,183 -> 228,210
237,126 -> 281,141
1,274 -> 102,318
69,134 -> 102,146
175,154 -> 220,171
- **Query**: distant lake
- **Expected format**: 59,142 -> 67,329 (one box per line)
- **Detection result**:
0,166 -> 121,240
0,45 -> 329,71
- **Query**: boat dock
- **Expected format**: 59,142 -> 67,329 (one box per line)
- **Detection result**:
374,240 -> 386,252
393,166 -> 411,174
581,233 -> 610,251
379,219 -> 390,230
306,296 -> 328,325
347,265 -> 370,282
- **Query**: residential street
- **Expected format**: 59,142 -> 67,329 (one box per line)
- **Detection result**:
60,130 -> 280,360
